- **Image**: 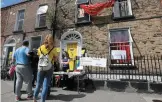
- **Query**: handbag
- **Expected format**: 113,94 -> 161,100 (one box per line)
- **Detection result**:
9,65 -> 16,77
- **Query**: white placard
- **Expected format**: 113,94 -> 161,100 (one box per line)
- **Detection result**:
92,58 -> 107,67
111,50 -> 126,59
80,57 -> 93,66
80,57 -> 107,67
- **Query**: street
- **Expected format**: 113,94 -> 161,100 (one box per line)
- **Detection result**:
1,80 -> 162,102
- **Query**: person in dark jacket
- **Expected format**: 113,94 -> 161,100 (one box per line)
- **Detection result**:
29,48 -> 39,87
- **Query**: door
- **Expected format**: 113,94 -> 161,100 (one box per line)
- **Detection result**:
6,47 -> 13,66
67,43 -> 78,71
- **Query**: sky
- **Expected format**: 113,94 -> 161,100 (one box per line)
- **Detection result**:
1,0 -> 25,8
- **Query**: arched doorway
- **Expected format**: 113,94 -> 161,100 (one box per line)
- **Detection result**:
60,30 -> 82,71
3,39 -> 16,67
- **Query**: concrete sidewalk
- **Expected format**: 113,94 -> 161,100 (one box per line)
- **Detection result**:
1,80 -> 162,102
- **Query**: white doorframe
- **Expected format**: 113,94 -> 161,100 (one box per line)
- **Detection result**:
60,30 -> 83,68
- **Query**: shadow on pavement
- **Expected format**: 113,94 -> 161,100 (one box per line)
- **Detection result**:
81,88 -> 96,93
67,88 -> 96,93
152,100 -> 162,102
47,94 -> 86,101
49,89 -> 58,92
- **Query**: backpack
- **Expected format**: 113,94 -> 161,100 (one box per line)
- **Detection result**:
38,47 -> 54,71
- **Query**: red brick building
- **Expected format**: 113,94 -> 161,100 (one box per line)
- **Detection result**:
1,0 -> 54,67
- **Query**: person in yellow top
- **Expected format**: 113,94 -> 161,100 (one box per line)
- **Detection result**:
37,44 -> 57,64
33,34 -> 58,102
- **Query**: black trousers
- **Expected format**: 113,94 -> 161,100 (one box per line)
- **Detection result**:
63,67 -> 68,87
32,70 -> 37,86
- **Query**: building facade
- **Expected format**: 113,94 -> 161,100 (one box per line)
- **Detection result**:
1,0 -> 55,67
55,0 -> 162,70
1,0 -> 162,70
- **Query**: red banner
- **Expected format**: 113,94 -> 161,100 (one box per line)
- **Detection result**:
80,0 -> 115,16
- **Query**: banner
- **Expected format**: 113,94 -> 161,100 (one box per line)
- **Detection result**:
80,57 -> 107,67
80,0 -> 115,16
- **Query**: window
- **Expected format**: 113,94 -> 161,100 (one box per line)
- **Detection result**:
113,0 -> 134,19
77,0 -> 89,4
109,28 -> 134,66
15,9 -> 25,31
36,5 -> 48,28
30,36 -> 42,50
75,0 -> 91,24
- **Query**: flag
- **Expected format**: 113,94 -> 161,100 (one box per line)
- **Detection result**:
80,0 -> 115,16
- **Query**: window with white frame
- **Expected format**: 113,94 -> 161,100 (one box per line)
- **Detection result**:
15,9 -> 25,31
113,0 -> 133,19
30,36 -> 42,50
36,5 -> 48,28
109,28 -> 133,65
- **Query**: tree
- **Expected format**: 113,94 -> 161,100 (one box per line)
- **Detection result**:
46,0 -> 59,39
46,0 -> 74,39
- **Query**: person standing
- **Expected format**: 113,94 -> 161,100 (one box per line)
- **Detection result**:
61,51 -> 70,89
12,40 -> 33,101
33,34 -> 58,102
29,49 -> 39,87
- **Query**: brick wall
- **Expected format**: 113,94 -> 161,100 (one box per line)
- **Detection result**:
1,8 -> 9,54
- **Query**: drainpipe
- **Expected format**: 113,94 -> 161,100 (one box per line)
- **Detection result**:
52,0 -> 59,39
22,32 -> 26,40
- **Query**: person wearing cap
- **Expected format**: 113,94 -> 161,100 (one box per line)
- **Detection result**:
12,40 -> 33,101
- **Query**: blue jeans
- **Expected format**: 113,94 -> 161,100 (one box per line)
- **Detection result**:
33,69 -> 53,102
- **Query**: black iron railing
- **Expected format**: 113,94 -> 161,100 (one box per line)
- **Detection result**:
1,55 -> 162,82
85,55 -> 162,82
